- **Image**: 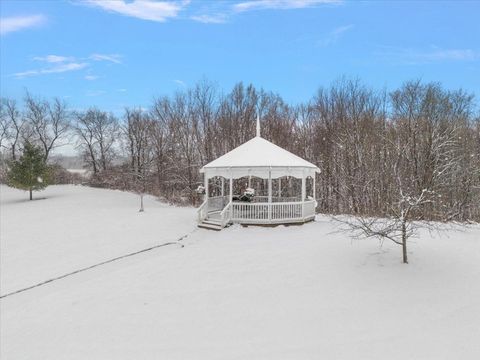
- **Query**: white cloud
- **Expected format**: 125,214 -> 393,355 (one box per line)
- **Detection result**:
83,0 -> 189,22
193,1 -> 337,25
117,88 -> 127,92
233,0 -> 341,12
0,14 -> 47,35
377,46 -> 479,65
33,55 -> 74,63
37,62 -> 88,75
14,62 -> 88,78
12,70 -> 38,78
173,79 -> 187,87
13,52 -> 123,79
191,14 -> 227,24
90,53 -> 122,64
411,49 -> 477,62
318,24 -> 354,47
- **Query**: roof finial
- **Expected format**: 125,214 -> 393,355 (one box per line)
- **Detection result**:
256,114 -> 261,137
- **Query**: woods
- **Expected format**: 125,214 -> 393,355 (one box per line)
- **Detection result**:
1,78 -> 479,222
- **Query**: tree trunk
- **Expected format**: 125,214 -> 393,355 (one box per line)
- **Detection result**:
401,219 -> 408,264
29,188 -> 33,201
139,194 -> 144,212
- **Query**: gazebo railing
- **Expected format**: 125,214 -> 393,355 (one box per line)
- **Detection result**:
302,200 -> 316,219
249,196 -> 301,203
232,203 -> 270,221
231,200 -> 316,223
207,196 -> 229,212
197,200 -> 208,222
197,198 -> 232,227
207,195 -> 301,212
220,201 -> 232,228
270,202 -> 303,220
198,197 -> 316,226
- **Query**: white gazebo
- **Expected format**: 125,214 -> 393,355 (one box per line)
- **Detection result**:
197,118 -> 320,230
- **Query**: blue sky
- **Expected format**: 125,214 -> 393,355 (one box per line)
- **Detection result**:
1,0 -> 479,113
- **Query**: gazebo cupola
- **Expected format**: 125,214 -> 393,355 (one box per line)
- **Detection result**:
197,117 -> 320,230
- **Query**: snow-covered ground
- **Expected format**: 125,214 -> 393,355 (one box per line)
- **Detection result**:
66,168 -> 90,176
1,185 -> 479,359
0,185 -> 196,295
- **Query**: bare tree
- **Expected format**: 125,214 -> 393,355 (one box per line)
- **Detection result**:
123,108 -> 155,211
0,98 -> 26,160
150,103 -> 171,194
337,81 -> 469,263
67,78 -> 479,222
74,108 -> 119,173
74,110 -> 99,173
217,83 -> 258,152
192,80 -> 218,165
0,99 -> 11,151
24,93 -> 70,161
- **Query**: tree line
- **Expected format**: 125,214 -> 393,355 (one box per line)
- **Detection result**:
1,78 -> 479,222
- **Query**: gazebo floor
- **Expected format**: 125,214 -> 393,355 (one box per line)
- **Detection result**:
198,210 -> 315,231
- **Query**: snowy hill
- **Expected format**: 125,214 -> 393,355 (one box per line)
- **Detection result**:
1,185 -> 479,359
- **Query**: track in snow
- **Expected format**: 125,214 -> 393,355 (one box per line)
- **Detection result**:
0,231 -> 195,299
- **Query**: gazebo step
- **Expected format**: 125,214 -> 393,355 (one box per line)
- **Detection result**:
207,212 -> 222,221
204,219 -> 222,226
198,222 -> 222,231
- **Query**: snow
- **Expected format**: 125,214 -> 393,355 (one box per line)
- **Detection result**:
0,185 -> 196,295
201,136 -> 319,171
1,185 -> 480,359
66,168 -> 90,176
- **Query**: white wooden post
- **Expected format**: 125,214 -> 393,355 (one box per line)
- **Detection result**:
229,175 -> 233,220
221,177 -> 225,207
278,178 -> 281,199
268,170 -> 272,220
301,175 -> 306,200
205,175 -> 209,202
301,174 -> 306,219
313,174 -> 316,201
248,175 -> 251,188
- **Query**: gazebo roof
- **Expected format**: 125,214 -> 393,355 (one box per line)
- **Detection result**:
200,136 -> 320,178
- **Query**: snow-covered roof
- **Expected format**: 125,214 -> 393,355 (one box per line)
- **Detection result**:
200,136 -> 320,178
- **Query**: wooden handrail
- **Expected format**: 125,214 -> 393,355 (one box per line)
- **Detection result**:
219,201 -> 232,228
197,199 -> 208,223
